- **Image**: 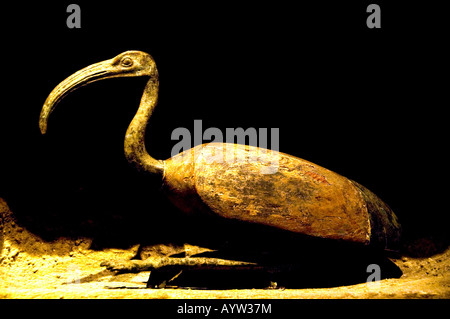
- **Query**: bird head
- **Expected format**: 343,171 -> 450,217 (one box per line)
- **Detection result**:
39,50 -> 157,134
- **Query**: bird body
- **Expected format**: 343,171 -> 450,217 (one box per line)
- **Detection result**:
163,142 -> 400,248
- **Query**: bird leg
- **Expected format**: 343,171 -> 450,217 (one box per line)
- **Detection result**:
101,256 -> 259,288
100,256 -> 257,273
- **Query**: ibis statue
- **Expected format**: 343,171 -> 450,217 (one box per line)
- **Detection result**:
39,51 -> 401,275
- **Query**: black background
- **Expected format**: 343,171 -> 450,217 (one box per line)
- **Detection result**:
0,2 -> 447,253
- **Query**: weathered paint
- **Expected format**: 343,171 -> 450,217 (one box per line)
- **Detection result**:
163,143 -> 400,249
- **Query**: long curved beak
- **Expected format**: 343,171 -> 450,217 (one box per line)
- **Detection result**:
39,58 -> 114,134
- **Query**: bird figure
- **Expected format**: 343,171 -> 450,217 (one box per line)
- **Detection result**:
39,51 -> 401,283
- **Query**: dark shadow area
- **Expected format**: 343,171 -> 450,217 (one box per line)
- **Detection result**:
3,168 -> 187,249
148,254 -> 402,290
141,216 -> 403,289
401,231 -> 449,258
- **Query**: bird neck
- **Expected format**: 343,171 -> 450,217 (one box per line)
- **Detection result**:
124,72 -> 164,176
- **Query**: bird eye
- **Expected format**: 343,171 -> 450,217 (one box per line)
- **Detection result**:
121,57 -> 133,67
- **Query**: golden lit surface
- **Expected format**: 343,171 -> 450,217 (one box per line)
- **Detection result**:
1,198 -> 449,299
